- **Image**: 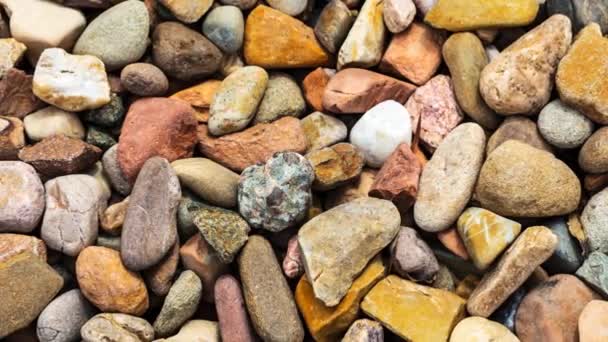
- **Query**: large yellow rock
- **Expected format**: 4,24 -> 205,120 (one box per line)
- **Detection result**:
425,0 -> 539,31
295,256 -> 386,342
361,275 -> 466,341
244,5 -> 330,69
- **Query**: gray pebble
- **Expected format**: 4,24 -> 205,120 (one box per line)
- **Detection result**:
37,289 -> 96,342
254,72 -> 306,124
538,99 -> 594,149
542,216 -> 584,274
576,251 -> 608,297
202,6 -> 244,54
102,145 -> 132,196
582,187 -> 608,254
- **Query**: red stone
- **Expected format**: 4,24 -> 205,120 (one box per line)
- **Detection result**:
302,67 -> 334,112
214,275 -> 256,342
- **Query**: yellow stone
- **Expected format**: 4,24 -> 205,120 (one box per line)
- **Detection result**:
244,5 -> 331,69
158,0 -> 212,23
556,24 -> 608,124
457,207 -> 522,270
361,275 -> 466,341
295,256 -> 386,342
170,80 -> 221,123
425,0 -> 539,31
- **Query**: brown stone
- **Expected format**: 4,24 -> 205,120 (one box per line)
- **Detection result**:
486,116 -> 553,156
100,196 -> 129,235
170,80 -> 221,123
437,227 -> 469,260
380,22 -> 443,85
585,173 -> 608,193
323,68 -> 417,114
117,97 -> 197,182
180,233 -> 228,303
325,168 -> 377,209
18,135 -> 102,177
455,275 -> 480,299
0,234 -> 46,263
302,67 -> 334,112
307,143 -> 364,191
143,241 -> 179,297
579,300 -> 608,342
0,69 -> 44,119
215,275 -> 256,342
0,116 -> 24,160
197,117 -> 309,172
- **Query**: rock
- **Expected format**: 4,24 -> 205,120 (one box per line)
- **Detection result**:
406,75 -> 464,150
254,72 -> 305,124
76,246 -> 149,315
479,15 -> 572,115
342,319 -> 383,342
582,187 -> 608,254
516,274 -> 600,341
557,24 -> 608,124
380,22 -> 443,86
486,116 -> 553,156
192,206 -> 249,263
180,234 -> 228,303
102,145 -> 132,196
489,286 -> 527,332
80,313 -> 154,342
197,116 -> 308,172
267,0 -> 306,16
215,275 -> 256,342
153,271 -> 202,337
0,38 -> 26,78
314,0 -> 354,54
238,152 -> 314,232
219,0 -> 256,9
338,0 -> 386,69
580,127 -> 608,173
239,236 -> 304,342
0,161 -> 44,233
299,198 -> 400,306
476,140 -> 581,217
82,93 -> 125,128
0,233 -> 46,263
296,256 -> 386,341
539,99 -> 594,149
301,111 -> 347,152
302,68 -> 334,112
152,21 -> 222,81
307,143 -> 364,191
158,0 -> 211,23
383,0 -> 416,33
449,317 -> 518,342
202,5 -> 244,53
86,126 -> 115,151
209,66 -> 268,135
542,216 -> 584,274
121,157 -> 180,271
18,135 -> 102,177
437,228 -> 470,260
23,107 -> 84,141
36,289 -> 96,342
0,68 -> 44,119
0,252 -> 63,338
467,226 -> 558,317
572,0 -> 608,33
414,123 -> 485,232
159,320 -> 219,342
244,5 -> 330,69
118,97 -> 197,182
442,32 -> 500,130
283,236 -> 304,279
579,300 -> 608,342
362,276 -> 465,341
143,241 -> 179,297
0,116 -> 24,159
120,63 -> 168,97
576,251 -> 608,297
171,80 -> 220,123
0,0 -> 86,64
349,100 -> 412,168
325,168 -> 377,209
171,158 -> 239,208
425,0 -> 539,31
391,227 -> 439,282
457,207 -> 522,270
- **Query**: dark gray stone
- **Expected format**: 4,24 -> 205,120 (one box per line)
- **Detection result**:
489,287 -> 527,331
176,191 -> 207,241
573,0 -> 608,33
576,251 -> 608,297
546,0 -> 575,25
36,289 -> 96,342
82,93 -> 125,128
86,125 -> 117,151
542,217 -> 584,274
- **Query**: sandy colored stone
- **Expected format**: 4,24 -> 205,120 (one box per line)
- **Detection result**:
23,107 -> 84,142
0,117 -> 24,159
80,313 -> 154,342
158,0 -> 212,23
0,68 -> 44,118
0,38 -> 26,78
100,197 -> 129,235
579,300 -> 608,342
437,228 -> 469,260
301,111 -> 346,152
254,72 -> 305,124
338,0 -> 386,69
450,317 -> 518,342
325,168 -> 377,209
579,126 -> 608,174
171,158 -> 239,208
0,234 -> 46,263
315,0 -> 354,54
180,233 -> 228,303
159,320 -> 219,342
307,143 -> 364,191
486,116 -> 553,156
0,161 -> 44,233
170,80 -> 221,123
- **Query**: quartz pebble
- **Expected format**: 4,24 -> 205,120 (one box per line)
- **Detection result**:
24,106 -> 85,141
80,313 -> 154,342
338,0 -> 386,69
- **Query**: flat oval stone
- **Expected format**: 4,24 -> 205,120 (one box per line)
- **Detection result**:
450,317 -> 518,342
153,270 -> 202,338
414,123 -> 486,232
24,107 -> 85,141
202,5 -> 244,54
120,63 -> 168,97
579,127 -> 608,174
538,99 -> 594,149
215,275 -> 256,342
0,161 -> 44,233
338,0 -> 386,69
36,289 -> 96,342
486,116 -> 553,156
314,0 -> 354,54
254,72 -> 305,124
80,313 -> 154,342
171,158 -> 239,208
582,187 -> 608,254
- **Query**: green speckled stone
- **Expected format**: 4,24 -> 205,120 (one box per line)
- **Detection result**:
83,93 -> 125,128
193,206 -> 250,263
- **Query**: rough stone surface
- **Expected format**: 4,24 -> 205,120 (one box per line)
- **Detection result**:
539,99 -> 594,149
36,289 -> 96,342
301,111 -> 347,152
0,116 -> 25,159
582,187 -> 608,254
486,116 -> 553,156
24,107 -> 85,142
102,145 -> 132,196
153,270 -> 202,337
449,317 -> 518,342
576,251 -> 608,297
338,0 -> 386,69
120,63 -> 168,97
579,300 -> 608,342
391,227 -> 439,282
215,275 -> 256,342
180,233 -> 228,303
0,68 -> 44,119
80,313 -> 154,342
307,143 -> 364,191
202,5 -> 244,54
314,0 -> 354,54
0,233 -> 46,263
254,72 -> 305,124
0,161 -> 45,233
342,319 -> 384,342
82,93 -> 125,128
302,68 -> 334,112
192,206 -> 249,263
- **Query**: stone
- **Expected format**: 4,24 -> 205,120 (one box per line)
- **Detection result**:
80,313 -> 154,342
76,246 -> 149,315
391,227 -> 439,282
486,116 -> 553,156
380,22 -> 443,86
301,112 -> 347,152
414,123 -> 485,232
140,241 -> 177,296
516,274 -> 600,341
192,206 -> 249,263
383,0 -> 416,33
153,270 -> 202,337
342,319 -> 383,342
198,116 -> 308,172
202,5 -> 244,53
362,276 -> 465,341
546,0 -> 576,24
239,236 -> 304,342
86,126 -> 115,151
171,158 -> 239,208
580,127 -> 608,173
325,168 -> 377,209
267,0 -> 306,16
283,236 -> 304,279
0,38 -> 25,78
302,68 -> 334,112
0,116 -> 24,159
576,251 -> 608,297
457,207 -> 522,270
215,275 -> 256,342
238,152 -> 314,232
102,145 -> 131,196
159,320 -> 219,342
0,68 -> 44,119
467,226 -> 558,317
557,24 -> 608,124
153,21 -> 222,81
0,253 -> 63,338
180,234 -> 228,303
209,66 -> 268,136
437,228 -> 470,260
219,0 -> 256,9
244,5 -> 330,69
36,289 -> 96,342
442,32 -> 500,129
338,0 -> 386,69
299,198 -> 400,306
171,80 -> 220,123
0,161 -> 44,233
0,234 -> 46,263
476,140 -> 581,217
19,135 -> 102,177
121,157 -> 180,271
296,256 -> 386,341
406,75 -> 464,150
307,143 -> 364,191
579,300 -> 608,342
449,317 -> 518,342
542,216 -> 584,274
118,97 -> 197,182
23,107 -> 85,141
582,187 -> 608,254
314,0 -> 354,54
349,100 -> 412,167
573,0 -> 608,33
158,0 -> 211,23
479,15 -> 572,115
539,99 -> 594,149
82,93 -> 125,128
120,63 -> 168,97
489,286 -> 527,332
425,0 -> 539,31
254,72 -> 305,124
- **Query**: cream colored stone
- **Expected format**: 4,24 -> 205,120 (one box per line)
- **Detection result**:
338,0 -> 386,69
23,106 -> 85,141
0,38 -> 25,78
450,317 -> 519,342
158,0 -> 212,23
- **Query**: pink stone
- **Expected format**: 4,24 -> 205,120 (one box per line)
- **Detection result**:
214,275 -> 256,342
282,236 -> 304,279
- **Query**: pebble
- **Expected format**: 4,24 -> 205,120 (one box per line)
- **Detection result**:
582,187 -> 608,254
171,158 -> 239,208
143,241 -> 179,297
82,93 -> 125,128
120,63 -> 168,97
0,68 -> 44,118
159,320 -> 220,342
542,216 -> 584,274
298,198 -> 400,306
0,161 -> 45,233
437,228 -> 470,260
0,116 -> 24,159
315,1 -> 354,56
0,233 -> 46,262
202,5 -> 244,54
579,127 -> 608,174
307,143 -> 364,191
449,317 -> 518,342
80,313 -> 154,342
101,145 -> 132,196
283,236 -> 304,279
86,126 -> 115,151
383,0 -> 416,33
267,0 -> 307,16
33,48 -> 111,112
255,72 -> 305,124
467,226 -> 558,317
180,233 -> 228,303
219,0 -> 256,9
239,236 -> 305,342
325,168 -> 377,209
414,123 -> 486,232
538,99 -> 594,149
238,152 -> 314,232
214,275 -> 256,342
302,67 -> 334,112
192,205 -> 250,263
301,111 -> 347,152
158,0 -> 211,23
572,0 -> 608,33
153,270 -> 202,337
476,140 -> 581,217
486,116 -> 553,156
349,100 -> 412,168
170,80 -> 220,123
489,287 -> 527,332
342,319 -> 384,342
36,289 -> 96,342
579,300 -> 608,342
121,157 -> 180,271
576,251 -> 608,297
338,0 -> 385,69
0,38 -> 26,78
391,227 -> 439,282
23,106 -> 85,141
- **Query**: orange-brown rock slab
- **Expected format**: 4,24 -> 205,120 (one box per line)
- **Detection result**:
170,79 -> 221,123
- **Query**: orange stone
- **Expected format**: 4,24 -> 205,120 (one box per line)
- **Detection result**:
302,67 -> 334,112
437,227 -> 470,260
170,79 -> 221,123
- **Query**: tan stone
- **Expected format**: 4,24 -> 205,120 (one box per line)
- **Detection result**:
0,38 -> 26,79
0,233 -> 46,263
302,68 -> 334,113
579,300 -> 608,342
0,117 -> 24,160
170,80 -> 221,123
171,158 -> 239,208
300,111 -> 347,152
158,0 -> 212,23
100,196 -> 129,235
450,317 -> 519,342
307,143 -> 364,191
486,116 -> 553,156
338,0 -> 386,69
325,168 -> 377,209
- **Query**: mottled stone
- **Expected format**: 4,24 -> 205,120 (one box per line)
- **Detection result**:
301,112 -> 347,152
315,0 -> 354,54
170,80 -> 221,123
180,234 -> 228,303
192,206 -> 249,263
82,93 -> 125,128
582,187 -> 608,254
80,313 -> 154,342
283,236 -> 304,279
0,117 -> 24,159
171,158 -> 239,208
24,107 -> 85,142
0,161 -> 44,233
158,0 -> 211,23
0,68 -> 44,119
254,72 -> 305,124
153,270 -> 202,337
338,0 -> 386,69
342,319 -> 383,342
159,320 -> 219,342
0,233 -> 46,263
307,143 -> 364,191
579,300 -> 608,342
542,216 -> 584,274
391,227 -> 439,282
576,251 -> 608,297
215,275 -> 256,342
36,289 -> 96,342
450,317 -> 518,342
325,168 -> 377,209
538,99 -> 593,149
102,145 -> 132,196
120,63 -> 168,97
486,116 -> 553,156
0,38 -> 26,79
